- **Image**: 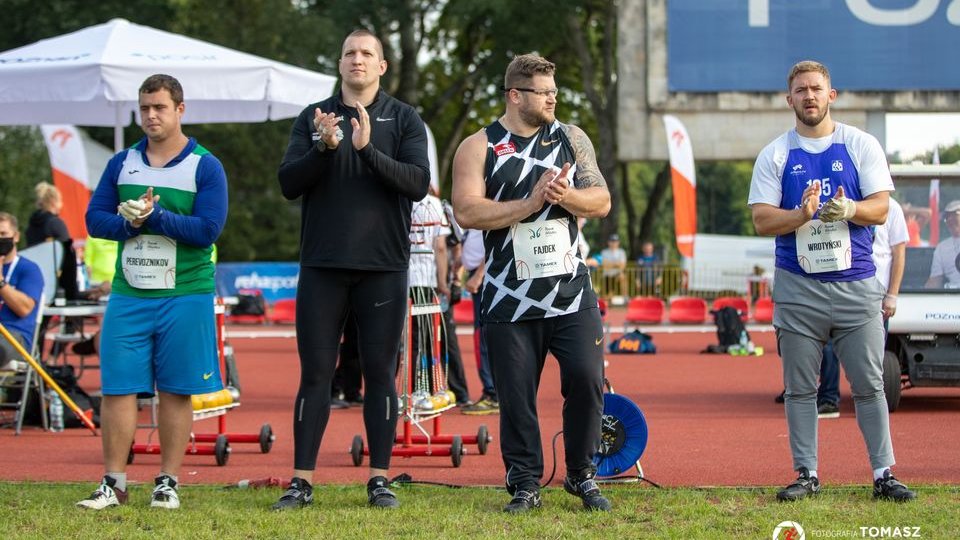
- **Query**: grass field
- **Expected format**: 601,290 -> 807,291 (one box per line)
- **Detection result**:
2,481 -> 958,539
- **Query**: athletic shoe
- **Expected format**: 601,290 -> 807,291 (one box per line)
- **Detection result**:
150,475 -> 180,509
817,402 -> 840,419
776,467 -> 820,501
873,470 -> 916,502
344,394 -> 364,406
76,476 -> 127,510
367,476 -> 399,508
503,489 -> 542,513
456,400 -> 475,408
564,472 -> 612,511
272,477 -> 313,510
330,397 -> 350,409
462,397 -> 499,416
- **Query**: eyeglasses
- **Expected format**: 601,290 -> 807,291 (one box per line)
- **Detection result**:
510,87 -> 559,98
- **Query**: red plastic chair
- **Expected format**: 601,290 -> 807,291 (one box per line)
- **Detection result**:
712,296 -> 750,322
269,298 -> 297,325
753,296 -> 774,323
625,296 -> 664,324
453,296 -> 474,325
668,296 -> 708,324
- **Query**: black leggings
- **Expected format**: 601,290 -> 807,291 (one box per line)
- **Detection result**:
293,267 -> 407,470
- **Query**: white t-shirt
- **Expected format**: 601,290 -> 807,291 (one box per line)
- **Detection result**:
929,236 -> 960,288
748,123 -> 893,207
872,198 -> 909,291
461,229 -> 485,272
408,195 -> 450,288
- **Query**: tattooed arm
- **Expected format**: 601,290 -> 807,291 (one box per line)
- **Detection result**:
550,124 -> 611,218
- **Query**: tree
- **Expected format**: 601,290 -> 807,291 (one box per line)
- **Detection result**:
0,127 -> 52,234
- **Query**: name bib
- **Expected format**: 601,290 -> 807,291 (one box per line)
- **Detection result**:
121,234 -> 177,289
511,218 -> 576,280
795,220 -> 852,274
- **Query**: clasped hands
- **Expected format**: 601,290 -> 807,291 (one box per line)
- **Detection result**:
533,162 -> 572,207
118,186 -> 160,228
800,181 -> 857,223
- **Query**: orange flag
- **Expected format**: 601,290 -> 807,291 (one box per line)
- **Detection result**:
663,115 -> 696,258
41,125 -> 90,241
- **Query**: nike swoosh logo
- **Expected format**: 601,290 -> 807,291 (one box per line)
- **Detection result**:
374,300 -> 392,307
376,117 -> 394,122
595,338 -> 603,346
202,372 -> 214,380
127,169 -> 140,174
540,139 -> 558,146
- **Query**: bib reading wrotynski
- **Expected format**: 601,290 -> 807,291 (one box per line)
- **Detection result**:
795,220 -> 852,273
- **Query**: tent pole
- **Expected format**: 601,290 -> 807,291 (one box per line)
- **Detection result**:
114,105 -> 124,152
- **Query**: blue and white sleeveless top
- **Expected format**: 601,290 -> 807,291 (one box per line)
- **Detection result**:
776,125 -> 875,281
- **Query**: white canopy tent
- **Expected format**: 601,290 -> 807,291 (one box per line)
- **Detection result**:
0,18 -> 337,150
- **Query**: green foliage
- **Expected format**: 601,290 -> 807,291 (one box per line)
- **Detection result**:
696,161 -> 756,236
0,482 -> 957,539
0,127 -> 52,238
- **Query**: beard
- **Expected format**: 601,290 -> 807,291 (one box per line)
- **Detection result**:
794,103 -> 828,128
518,105 -> 554,128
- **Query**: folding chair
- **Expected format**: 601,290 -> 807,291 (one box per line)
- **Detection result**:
0,295 -> 49,434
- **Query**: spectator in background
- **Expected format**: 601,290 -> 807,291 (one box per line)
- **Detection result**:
600,234 -> 627,299
0,212 -> 44,369
25,181 -> 79,302
83,236 -> 118,298
71,236 -> 119,356
925,199 -> 960,289
460,227 -> 499,415
635,241 -> 659,296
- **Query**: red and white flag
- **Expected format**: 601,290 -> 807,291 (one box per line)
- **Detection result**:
663,115 -> 696,258
41,125 -> 90,241
929,147 -> 940,245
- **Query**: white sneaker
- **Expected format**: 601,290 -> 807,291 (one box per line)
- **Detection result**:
76,477 -> 127,509
150,475 -> 180,509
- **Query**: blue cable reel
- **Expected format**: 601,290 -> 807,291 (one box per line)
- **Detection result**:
593,388 -> 648,478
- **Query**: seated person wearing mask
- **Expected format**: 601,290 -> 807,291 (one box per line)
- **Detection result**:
0,212 -> 44,368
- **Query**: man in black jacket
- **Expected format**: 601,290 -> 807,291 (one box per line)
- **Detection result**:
274,29 -> 430,510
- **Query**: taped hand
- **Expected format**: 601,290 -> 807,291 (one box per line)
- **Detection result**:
118,199 -> 153,223
818,186 -> 856,222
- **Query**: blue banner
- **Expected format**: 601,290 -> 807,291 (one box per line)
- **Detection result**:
215,262 -> 299,304
668,1 -> 960,92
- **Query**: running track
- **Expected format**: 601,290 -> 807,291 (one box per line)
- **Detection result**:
2,312 -> 958,489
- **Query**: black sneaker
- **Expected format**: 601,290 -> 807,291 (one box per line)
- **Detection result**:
817,402 -> 840,419
367,476 -> 399,508
272,477 -> 313,510
564,472 -> 612,511
503,489 -> 542,513
777,467 -> 821,501
873,470 -> 916,502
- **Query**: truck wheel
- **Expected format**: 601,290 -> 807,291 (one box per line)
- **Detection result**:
882,350 -> 902,413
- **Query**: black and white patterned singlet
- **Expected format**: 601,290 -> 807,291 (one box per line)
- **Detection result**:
480,119 -> 597,323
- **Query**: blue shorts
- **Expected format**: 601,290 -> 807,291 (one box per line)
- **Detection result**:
100,292 -> 222,396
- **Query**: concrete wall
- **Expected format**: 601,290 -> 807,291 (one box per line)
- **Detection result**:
618,0 -> 960,161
